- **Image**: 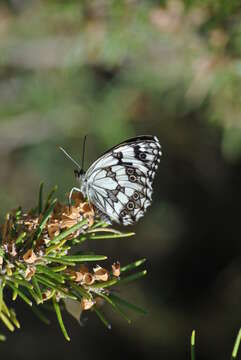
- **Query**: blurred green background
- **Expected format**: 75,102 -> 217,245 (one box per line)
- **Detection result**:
0,0 -> 240,359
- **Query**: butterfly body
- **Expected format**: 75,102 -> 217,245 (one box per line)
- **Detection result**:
71,135 -> 162,226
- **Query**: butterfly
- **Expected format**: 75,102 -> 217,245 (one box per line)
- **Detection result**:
60,135 -> 162,226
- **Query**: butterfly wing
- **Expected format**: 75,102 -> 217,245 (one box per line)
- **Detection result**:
85,135 -> 162,225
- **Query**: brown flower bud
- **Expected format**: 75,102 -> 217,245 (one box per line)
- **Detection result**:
112,261 -> 120,277
82,272 -> 95,285
66,269 -> 84,282
81,297 -> 95,310
60,206 -> 83,230
74,271 -> 83,282
80,202 -> 95,226
93,266 -> 109,281
23,249 -> 37,264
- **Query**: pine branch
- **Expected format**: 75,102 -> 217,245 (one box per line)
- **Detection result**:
0,184 -> 146,340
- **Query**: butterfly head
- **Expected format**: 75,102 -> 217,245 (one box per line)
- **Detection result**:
74,168 -> 85,178
60,147 -> 86,182
74,168 -> 87,193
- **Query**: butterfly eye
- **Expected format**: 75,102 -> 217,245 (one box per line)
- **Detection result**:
133,191 -> 139,200
127,201 -> 135,210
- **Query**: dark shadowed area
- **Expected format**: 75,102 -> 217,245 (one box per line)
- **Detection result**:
0,1 -> 240,359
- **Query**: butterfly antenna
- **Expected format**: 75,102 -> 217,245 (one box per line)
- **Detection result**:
81,135 -> 87,171
59,146 -> 81,170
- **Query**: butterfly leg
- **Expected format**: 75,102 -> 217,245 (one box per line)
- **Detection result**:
68,187 -> 82,207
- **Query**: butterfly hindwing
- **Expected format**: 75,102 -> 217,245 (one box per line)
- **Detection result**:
85,136 -> 161,225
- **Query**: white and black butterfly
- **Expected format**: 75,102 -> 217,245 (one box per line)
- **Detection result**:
60,135 -> 162,226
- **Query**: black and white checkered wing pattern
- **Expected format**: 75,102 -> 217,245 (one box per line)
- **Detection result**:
85,136 -> 162,225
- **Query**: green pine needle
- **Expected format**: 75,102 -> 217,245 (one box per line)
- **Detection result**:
38,182 -> 44,215
1,300 -> 11,318
36,265 -> 65,284
0,282 -> 3,313
43,185 -> 58,212
109,294 -> 147,316
119,270 -> 147,284
44,256 -> 76,266
0,334 -> 6,342
232,328 -> 241,359
69,282 -> 92,300
35,199 -> 57,240
98,292 -> 131,324
9,309 -> 20,329
60,254 -> 107,262
85,278 -> 119,289
48,219 -> 88,245
6,281 -> 32,307
0,312 -> 15,332
53,297 -> 70,341
120,258 -> 146,273
32,276 -> 43,303
31,304 -> 50,325
191,330 -> 195,360
93,307 -> 111,330
15,232 -> 26,245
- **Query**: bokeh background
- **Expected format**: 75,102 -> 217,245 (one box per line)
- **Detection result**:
0,1 -> 240,359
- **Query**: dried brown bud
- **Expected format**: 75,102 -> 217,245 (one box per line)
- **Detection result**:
35,238 -> 46,255
25,266 -> 36,281
74,271 -> 84,282
81,297 -> 95,310
23,249 -> 37,264
47,223 -> 60,239
8,242 -> 17,257
52,201 -> 63,216
112,261 -> 120,277
66,269 -> 84,282
42,289 -> 52,301
24,217 -> 39,231
93,266 -> 109,281
82,272 -> 95,285
60,206 -> 83,230
81,202 -> 92,213
72,191 -> 85,206
80,202 -> 95,226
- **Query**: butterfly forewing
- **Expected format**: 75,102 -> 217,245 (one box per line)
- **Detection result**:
84,136 -> 161,225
